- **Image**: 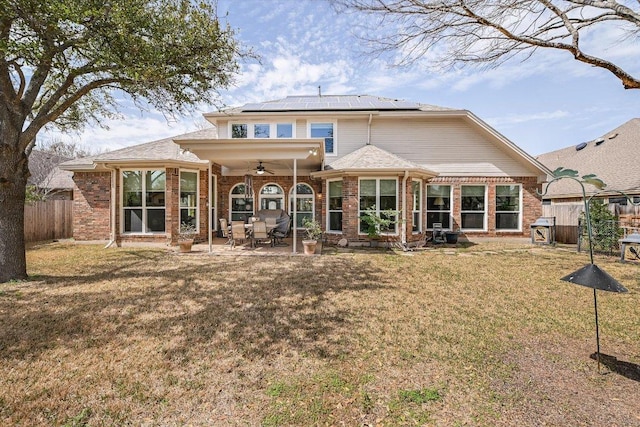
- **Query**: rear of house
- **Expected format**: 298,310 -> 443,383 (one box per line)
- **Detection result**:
61,95 -> 550,249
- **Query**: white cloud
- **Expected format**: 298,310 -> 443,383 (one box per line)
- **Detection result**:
487,110 -> 570,127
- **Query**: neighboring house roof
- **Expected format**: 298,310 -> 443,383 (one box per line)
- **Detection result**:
314,144 -> 437,179
44,167 -> 75,190
28,150 -> 72,187
207,94 -> 454,115
60,129 -> 214,171
536,118 -> 640,198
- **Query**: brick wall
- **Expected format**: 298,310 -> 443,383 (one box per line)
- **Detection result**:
72,172 -> 111,240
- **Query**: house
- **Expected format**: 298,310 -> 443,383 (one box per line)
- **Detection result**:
536,118 -> 640,242
60,95 -> 550,249
28,150 -> 75,200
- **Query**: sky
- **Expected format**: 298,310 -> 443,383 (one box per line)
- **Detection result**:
43,0 -> 640,157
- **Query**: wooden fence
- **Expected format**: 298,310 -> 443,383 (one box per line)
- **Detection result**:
24,200 -> 73,243
542,204 -> 583,244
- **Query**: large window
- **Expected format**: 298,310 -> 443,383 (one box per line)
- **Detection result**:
180,171 -> 198,230
230,122 -> 294,139
230,184 -> 253,221
328,180 -> 342,232
310,122 -> 335,155
210,174 -> 217,230
496,185 -> 521,230
122,170 -> 166,233
412,180 -> 422,232
426,185 -> 451,229
359,178 -> 398,234
289,183 -> 314,229
461,185 -> 486,230
259,183 -> 284,210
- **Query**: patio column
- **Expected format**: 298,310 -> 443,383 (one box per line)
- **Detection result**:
293,158 -> 297,254
208,160 -> 212,253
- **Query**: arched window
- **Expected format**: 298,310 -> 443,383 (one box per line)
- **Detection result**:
230,183 -> 254,221
259,183 -> 284,211
289,183 -> 314,229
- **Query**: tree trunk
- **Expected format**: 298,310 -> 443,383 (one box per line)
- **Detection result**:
0,142 -> 29,283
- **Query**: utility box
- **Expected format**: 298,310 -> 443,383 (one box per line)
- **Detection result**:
620,232 -> 640,262
531,217 -> 556,245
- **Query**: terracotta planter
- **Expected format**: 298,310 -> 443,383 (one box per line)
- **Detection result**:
179,239 -> 194,253
302,240 -> 317,255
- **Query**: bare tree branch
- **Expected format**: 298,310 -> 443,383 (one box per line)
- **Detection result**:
334,0 -> 640,89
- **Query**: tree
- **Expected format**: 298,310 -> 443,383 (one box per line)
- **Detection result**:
333,0 -> 640,89
0,0 -> 246,282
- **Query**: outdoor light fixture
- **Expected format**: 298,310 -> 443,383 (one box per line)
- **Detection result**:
309,148 -> 318,156
256,162 -> 266,175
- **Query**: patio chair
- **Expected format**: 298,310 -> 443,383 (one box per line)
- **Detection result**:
230,220 -> 247,247
271,215 -> 291,247
219,218 -> 231,245
251,220 -> 269,247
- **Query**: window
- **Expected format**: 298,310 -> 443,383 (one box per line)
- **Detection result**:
259,184 -> 284,210
122,170 -> 166,233
210,174 -> 217,230
180,171 -> 198,230
230,122 -> 294,138
609,197 -> 627,205
412,180 -> 422,232
230,183 -> 253,221
231,123 -> 247,138
359,178 -> 398,234
310,122 -> 335,155
461,185 -> 486,230
426,185 -> 451,229
495,185 -> 521,230
328,180 -> 342,232
277,123 -> 293,138
289,183 -> 314,229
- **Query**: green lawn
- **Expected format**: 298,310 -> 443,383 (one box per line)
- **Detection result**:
1,241 -> 638,426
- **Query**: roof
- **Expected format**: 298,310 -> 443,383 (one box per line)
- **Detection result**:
211,95 -> 454,114
536,118 -> 640,198
313,144 -> 437,179
60,128 -> 215,170
44,167 -> 75,190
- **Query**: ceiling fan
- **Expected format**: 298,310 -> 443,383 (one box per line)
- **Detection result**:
255,161 -> 274,175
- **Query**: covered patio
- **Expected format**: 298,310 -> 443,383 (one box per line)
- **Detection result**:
173,135 -> 325,255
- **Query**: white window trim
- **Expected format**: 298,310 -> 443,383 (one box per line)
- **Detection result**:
259,182 -> 285,211
289,183 -> 315,230
460,184 -> 488,232
228,121 -> 296,139
229,183 -> 255,222
121,169 -> 167,235
426,184 -> 453,230
495,183 -> 523,232
412,179 -> 423,234
358,177 -> 399,236
307,120 -> 337,156
327,179 -> 343,234
179,169 -> 200,233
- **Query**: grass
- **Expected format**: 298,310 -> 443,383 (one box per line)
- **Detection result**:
1,241 -> 639,426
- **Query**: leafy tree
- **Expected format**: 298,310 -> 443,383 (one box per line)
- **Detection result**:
0,0 -> 246,282
333,0 -> 640,89
579,199 -> 622,254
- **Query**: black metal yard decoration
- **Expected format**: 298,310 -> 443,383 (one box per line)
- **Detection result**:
540,168 -> 634,372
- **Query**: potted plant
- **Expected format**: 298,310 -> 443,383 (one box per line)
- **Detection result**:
301,218 -> 322,255
361,208 -> 396,247
178,222 -> 197,253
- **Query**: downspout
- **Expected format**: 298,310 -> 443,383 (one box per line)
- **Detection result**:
402,171 -> 409,245
104,165 -> 117,248
367,114 -> 372,145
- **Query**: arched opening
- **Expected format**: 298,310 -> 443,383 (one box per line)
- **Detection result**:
259,183 -> 284,210
289,183 -> 314,229
230,183 -> 254,221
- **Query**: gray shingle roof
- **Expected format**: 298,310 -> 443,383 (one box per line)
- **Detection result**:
536,118 -> 640,197
227,95 -> 453,113
60,128 -> 216,168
